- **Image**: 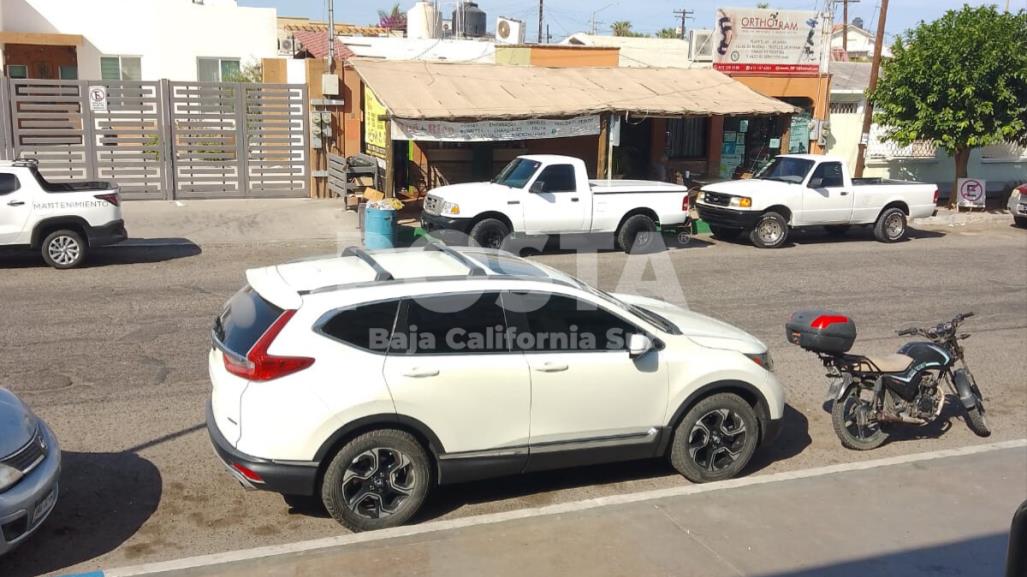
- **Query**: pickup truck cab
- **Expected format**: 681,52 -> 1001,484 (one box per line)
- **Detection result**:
0,159 -> 126,268
421,155 -> 690,253
696,154 -> 938,248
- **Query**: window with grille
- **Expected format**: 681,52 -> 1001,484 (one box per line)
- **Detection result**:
101,56 -> 141,81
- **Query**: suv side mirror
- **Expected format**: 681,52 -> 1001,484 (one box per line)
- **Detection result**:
627,334 -> 653,358
808,177 -> 823,189
529,180 -> 545,194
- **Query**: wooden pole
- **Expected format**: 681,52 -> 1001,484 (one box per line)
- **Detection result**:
842,0 -> 848,52
383,118 -> 395,198
853,0 -> 888,178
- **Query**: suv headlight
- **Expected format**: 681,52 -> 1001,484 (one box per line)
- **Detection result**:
441,201 -> 460,215
744,351 -> 774,371
729,196 -> 753,208
0,463 -> 23,492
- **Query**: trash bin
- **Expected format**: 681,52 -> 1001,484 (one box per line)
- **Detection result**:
364,206 -> 396,249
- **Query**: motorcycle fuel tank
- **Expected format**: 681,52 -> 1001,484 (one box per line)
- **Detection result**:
897,342 -> 952,370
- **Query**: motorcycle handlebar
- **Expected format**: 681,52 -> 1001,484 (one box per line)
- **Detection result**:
897,328 -> 917,336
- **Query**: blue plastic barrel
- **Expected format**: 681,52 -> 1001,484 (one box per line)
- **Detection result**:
364,207 -> 396,249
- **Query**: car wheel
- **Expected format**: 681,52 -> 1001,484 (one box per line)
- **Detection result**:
468,218 -> 510,250
41,229 -> 87,269
669,393 -> 759,483
824,224 -> 851,236
749,212 -> 788,248
1013,216 -> 1027,228
873,207 -> 907,242
617,214 -> 660,254
321,429 -> 431,532
709,225 -> 742,240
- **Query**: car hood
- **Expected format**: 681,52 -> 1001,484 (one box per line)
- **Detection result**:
614,294 -> 767,353
429,182 -> 514,203
0,388 -> 37,458
702,178 -> 798,196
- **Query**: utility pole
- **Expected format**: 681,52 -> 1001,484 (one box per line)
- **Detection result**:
327,0 -> 335,72
538,0 -> 544,44
842,0 -> 848,52
854,0 -> 888,178
673,8 -> 694,39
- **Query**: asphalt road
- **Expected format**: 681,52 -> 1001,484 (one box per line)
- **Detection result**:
1,220 -> 1025,577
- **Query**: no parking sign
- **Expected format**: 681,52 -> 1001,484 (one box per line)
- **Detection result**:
957,178 -> 986,208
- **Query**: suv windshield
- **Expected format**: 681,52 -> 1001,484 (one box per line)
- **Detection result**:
754,157 -> 816,184
493,158 -> 541,188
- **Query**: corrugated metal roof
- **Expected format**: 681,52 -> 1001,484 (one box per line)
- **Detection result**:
350,59 -> 798,120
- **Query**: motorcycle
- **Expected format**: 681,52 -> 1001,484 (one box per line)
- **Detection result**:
787,310 -> 990,450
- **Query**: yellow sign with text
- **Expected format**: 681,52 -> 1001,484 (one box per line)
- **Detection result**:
363,87 -> 388,159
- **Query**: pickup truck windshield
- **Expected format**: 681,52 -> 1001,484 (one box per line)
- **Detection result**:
754,157 -> 816,184
493,158 -> 541,188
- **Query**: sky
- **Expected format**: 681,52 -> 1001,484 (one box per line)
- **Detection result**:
240,0 -> 1026,43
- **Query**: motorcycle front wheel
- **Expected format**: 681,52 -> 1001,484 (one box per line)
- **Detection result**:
832,387 -> 889,450
962,372 -> 991,438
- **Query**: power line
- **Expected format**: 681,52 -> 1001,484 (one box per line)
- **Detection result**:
672,7 -> 694,40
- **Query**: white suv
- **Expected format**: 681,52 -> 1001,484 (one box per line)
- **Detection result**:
207,244 -> 785,531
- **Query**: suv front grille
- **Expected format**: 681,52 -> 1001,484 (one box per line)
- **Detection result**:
703,191 -> 731,207
424,195 -> 441,215
1,427 -> 46,475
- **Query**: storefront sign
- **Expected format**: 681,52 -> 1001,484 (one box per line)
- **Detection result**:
391,115 -> 601,142
364,87 -> 388,159
713,8 -> 825,74
957,178 -> 986,208
789,114 -> 811,153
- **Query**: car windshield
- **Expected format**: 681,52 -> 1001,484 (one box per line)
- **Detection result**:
561,274 -> 680,335
493,158 -> 541,188
754,157 -> 816,184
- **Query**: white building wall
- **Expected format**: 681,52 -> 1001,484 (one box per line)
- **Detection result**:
340,36 -> 495,63
1,0 -> 277,81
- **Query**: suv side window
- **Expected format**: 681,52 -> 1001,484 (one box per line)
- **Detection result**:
534,165 -> 577,193
810,162 -> 844,188
395,292 -> 509,355
320,300 -> 400,353
504,292 -> 637,352
0,172 -> 20,196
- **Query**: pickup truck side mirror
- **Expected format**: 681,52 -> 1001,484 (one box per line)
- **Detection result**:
529,180 -> 545,194
808,177 -> 824,189
627,334 -> 654,359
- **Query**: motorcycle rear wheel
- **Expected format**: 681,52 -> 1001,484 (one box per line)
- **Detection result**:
832,387 -> 889,450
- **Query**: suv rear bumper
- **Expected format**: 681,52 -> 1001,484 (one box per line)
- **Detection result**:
87,220 -> 128,247
696,205 -> 762,230
206,401 -> 319,496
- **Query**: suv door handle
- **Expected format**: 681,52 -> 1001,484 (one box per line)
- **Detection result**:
7,200 -> 25,206
403,367 -> 439,378
535,362 -> 568,373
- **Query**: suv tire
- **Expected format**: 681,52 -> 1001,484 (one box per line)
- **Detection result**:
669,393 -> 759,483
469,218 -> 510,250
617,214 -> 660,254
873,207 -> 907,242
41,229 -> 87,269
321,429 -> 431,532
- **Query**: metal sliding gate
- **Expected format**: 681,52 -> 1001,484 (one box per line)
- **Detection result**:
2,78 -> 308,199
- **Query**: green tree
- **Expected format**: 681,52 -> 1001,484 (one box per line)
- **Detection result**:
611,21 -> 647,37
656,27 -> 681,39
223,60 -> 262,83
868,5 -> 1027,207
756,2 -> 770,8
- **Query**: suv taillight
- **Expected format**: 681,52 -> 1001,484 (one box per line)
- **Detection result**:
95,192 -> 121,206
223,309 -> 314,381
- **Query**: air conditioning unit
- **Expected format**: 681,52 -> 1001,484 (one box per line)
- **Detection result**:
496,16 -> 525,44
279,36 -> 296,56
689,29 -> 714,62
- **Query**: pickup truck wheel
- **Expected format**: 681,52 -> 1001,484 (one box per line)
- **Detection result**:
469,218 -> 510,250
41,229 -> 87,269
709,225 -> 742,240
873,207 -> 907,242
618,214 -> 660,254
669,393 -> 759,483
749,212 -> 788,248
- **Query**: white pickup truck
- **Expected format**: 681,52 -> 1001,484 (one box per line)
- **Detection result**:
696,154 -> 938,248
420,155 -> 690,253
0,160 -> 126,268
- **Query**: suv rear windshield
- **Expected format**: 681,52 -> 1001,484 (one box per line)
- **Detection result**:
214,287 -> 283,355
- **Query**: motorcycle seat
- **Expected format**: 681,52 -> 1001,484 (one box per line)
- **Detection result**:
854,353 -> 915,373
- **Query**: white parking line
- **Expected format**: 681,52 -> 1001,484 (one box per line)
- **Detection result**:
104,438 -> 1027,577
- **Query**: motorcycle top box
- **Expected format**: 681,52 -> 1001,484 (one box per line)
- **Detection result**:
786,310 -> 857,354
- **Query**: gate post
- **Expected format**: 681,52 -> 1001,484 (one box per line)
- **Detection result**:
235,83 -> 249,196
80,80 -> 99,182
0,77 -> 12,161
159,79 -> 176,200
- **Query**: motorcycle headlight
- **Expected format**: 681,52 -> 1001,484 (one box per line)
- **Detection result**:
441,201 -> 460,215
745,351 -> 774,371
0,463 -> 23,492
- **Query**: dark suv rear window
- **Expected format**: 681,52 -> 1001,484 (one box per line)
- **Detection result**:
214,287 -> 283,355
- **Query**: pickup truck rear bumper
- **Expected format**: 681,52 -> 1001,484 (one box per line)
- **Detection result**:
87,220 -> 128,247
696,205 -> 762,230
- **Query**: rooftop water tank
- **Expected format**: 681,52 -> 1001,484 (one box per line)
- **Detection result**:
407,1 -> 442,40
453,1 -> 487,38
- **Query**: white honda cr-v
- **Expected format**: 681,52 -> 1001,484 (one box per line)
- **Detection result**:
207,243 -> 785,531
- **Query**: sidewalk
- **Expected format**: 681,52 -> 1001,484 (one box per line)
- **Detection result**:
94,441 -> 1025,577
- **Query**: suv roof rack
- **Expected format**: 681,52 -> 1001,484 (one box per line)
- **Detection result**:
340,246 -> 394,282
423,241 -> 487,277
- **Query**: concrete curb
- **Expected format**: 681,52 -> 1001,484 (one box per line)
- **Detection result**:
63,438 -> 1026,577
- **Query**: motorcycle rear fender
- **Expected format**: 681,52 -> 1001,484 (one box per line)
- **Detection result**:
832,374 -> 858,402
952,369 -> 979,410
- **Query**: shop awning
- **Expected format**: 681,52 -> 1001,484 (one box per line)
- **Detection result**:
350,59 -> 798,121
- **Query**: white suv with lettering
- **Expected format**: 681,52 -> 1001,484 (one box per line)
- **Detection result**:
0,160 -> 126,268
207,244 -> 785,531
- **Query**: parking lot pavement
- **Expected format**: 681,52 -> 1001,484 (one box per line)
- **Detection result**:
0,216 -> 1024,577
95,442 -> 1027,577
